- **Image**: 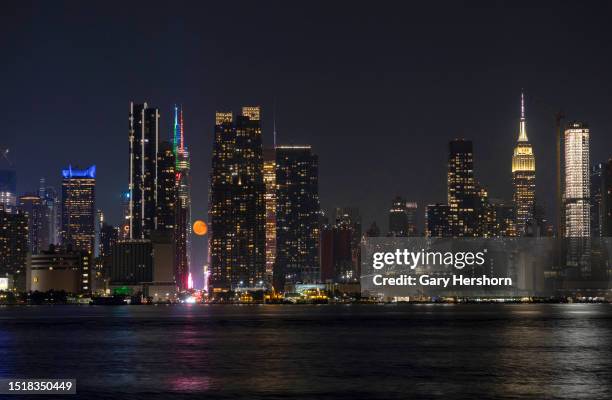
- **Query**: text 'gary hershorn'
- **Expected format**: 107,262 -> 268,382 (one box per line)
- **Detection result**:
372,274 -> 513,288
370,249 -> 513,287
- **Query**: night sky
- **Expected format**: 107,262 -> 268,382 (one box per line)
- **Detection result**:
3,1 -> 612,277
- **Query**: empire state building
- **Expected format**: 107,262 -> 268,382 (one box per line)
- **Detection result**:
512,92 -> 536,236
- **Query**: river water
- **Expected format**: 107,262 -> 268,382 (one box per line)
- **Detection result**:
1,304 -> 611,399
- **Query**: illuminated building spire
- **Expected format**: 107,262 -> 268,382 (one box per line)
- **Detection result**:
512,90 -> 536,236
518,90 -> 528,142
180,106 -> 185,151
173,105 -> 180,152
173,104 -> 191,290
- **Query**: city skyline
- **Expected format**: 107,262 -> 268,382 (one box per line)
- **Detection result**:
4,2 -> 612,274
4,94 -> 612,278
2,4 -> 612,400
5,93 -> 609,220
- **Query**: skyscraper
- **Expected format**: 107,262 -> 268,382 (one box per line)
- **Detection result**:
18,193 -> 44,254
334,207 -> 362,238
448,139 -> 472,236
0,169 -> 17,212
564,122 -> 590,270
405,202 -> 418,236
320,222 -> 353,283
389,196 -> 408,236
601,159 -> 612,236
426,203 -> 452,237
156,140 -> 176,232
155,137 -> 180,288
263,147 -> 277,282
95,209 -> 104,258
39,178 -> 60,248
320,225 -> 335,282
447,139 -> 489,236
99,223 -> 119,260
489,198 -> 516,237
128,102 -> 159,240
61,165 -> 96,255
274,145 -> 320,290
173,105 -> 191,290
591,162 -> 604,237
512,92 -> 536,236
388,197 -> 417,236
333,206 -> 362,279
209,107 -> 266,292
0,208 -> 28,290
564,122 -> 590,238
119,190 -> 130,239
479,186 -> 495,237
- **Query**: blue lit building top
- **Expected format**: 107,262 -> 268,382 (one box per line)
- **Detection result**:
62,165 -> 96,179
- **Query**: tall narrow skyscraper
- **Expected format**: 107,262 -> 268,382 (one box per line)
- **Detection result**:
274,145 -> 320,290
99,223 -> 119,260
209,107 -> 266,292
447,139 -> 493,237
39,178 -> 60,248
119,191 -> 130,240
564,122 -> 590,271
512,92 -> 536,236
263,147 -> 277,283
61,165 -> 96,255
128,102 -> 159,239
156,141 -> 176,233
18,194 -> 44,254
591,162 -> 604,237
564,122 -> 590,238
448,139 -> 489,236
601,160 -> 612,236
448,139 -> 473,236
173,105 -> 191,290
0,207 -> 28,290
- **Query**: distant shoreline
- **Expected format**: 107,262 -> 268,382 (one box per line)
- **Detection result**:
1,300 -> 610,307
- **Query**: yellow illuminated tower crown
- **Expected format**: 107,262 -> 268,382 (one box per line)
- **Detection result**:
512,91 -> 536,235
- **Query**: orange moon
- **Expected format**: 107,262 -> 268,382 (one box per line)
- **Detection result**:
193,220 -> 208,236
